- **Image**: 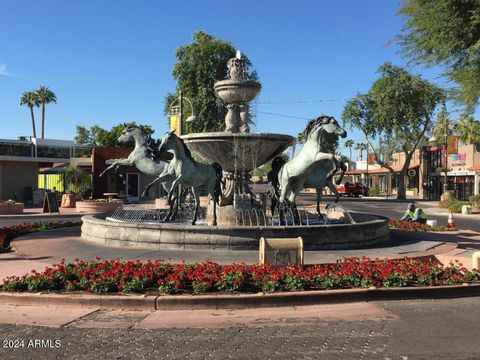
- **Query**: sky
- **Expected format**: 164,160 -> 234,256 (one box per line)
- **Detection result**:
0,0 -> 461,157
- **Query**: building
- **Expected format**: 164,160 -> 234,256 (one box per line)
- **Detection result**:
0,136 -> 163,204
0,137 -> 92,203
344,141 -> 480,200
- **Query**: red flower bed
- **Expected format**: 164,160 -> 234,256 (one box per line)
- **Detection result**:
0,222 -> 79,251
1,257 -> 478,294
388,220 -> 456,232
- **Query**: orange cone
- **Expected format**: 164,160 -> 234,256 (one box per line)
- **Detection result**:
447,210 -> 456,228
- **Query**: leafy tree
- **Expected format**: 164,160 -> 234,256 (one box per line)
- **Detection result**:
36,85 -> 57,139
74,125 -> 100,145
343,63 -> 444,200
344,139 -> 354,163
397,0 -> 480,112
19,91 -> 39,138
74,122 -> 153,147
165,30 -> 258,133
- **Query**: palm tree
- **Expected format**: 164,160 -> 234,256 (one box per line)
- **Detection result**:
19,91 -> 40,138
355,142 -> 367,161
345,139 -> 354,163
36,85 -> 57,139
456,115 -> 480,147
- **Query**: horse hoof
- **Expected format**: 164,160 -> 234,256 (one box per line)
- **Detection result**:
212,221 -> 217,226
191,221 -> 196,226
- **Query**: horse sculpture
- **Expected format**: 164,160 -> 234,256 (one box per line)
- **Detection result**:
147,130 -> 223,226
272,116 -> 347,217
269,154 -> 347,216
98,125 -> 177,211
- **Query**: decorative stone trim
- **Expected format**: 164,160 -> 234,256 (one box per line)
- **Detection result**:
76,201 -> 123,214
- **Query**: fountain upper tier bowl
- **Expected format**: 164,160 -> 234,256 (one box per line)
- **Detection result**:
182,132 -> 295,172
214,79 -> 261,104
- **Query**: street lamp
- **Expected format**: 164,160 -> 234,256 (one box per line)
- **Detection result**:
429,118 -> 457,201
169,90 -> 198,136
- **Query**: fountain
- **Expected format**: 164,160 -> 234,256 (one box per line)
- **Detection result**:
81,51 -> 390,250
182,51 -> 294,225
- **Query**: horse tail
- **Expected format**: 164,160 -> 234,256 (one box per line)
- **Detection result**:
268,157 -> 286,198
212,162 -> 223,203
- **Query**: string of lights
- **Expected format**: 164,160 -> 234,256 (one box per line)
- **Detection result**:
256,111 -> 309,120
257,98 -> 346,105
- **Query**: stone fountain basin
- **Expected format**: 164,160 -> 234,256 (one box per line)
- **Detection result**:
182,132 -> 295,172
81,213 -> 390,250
214,79 -> 261,103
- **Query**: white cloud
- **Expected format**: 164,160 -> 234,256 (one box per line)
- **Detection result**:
0,64 -> 11,76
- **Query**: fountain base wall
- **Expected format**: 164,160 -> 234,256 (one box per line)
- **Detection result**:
81,214 -> 390,250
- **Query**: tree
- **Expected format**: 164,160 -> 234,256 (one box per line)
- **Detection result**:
397,0 -> 480,112
165,30 -> 258,133
74,125 -> 100,145
19,91 -> 39,138
61,165 -> 91,195
430,106 -> 454,146
36,85 -> 57,139
456,114 -> 480,148
355,142 -> 367,161
344,139 -> 354,163
76,122 -> 154,147
343,63 -> 444,200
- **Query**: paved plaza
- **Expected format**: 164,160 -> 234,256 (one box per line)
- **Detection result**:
1,197 -> 480,359
0,298 -> 479,359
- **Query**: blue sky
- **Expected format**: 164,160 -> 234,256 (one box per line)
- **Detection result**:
0,0 -> 458,156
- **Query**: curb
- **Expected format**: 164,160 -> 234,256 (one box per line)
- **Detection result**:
0,213 -> 95,220
1,284 -> 479,311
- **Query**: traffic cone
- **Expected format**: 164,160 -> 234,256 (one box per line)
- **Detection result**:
447,210 -> 456,228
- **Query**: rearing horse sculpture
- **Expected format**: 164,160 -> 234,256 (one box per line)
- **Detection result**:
98,125 -> 176,207
148,131 -> 223,226
269,153 -> 347,216
275,116 -> 347,211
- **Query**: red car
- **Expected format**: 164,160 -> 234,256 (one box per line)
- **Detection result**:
336,182 -> 369,197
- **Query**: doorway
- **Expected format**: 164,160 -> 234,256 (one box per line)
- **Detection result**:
126,173 -> 140,201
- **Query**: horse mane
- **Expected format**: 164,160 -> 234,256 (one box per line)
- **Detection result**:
303,115 -> 329,139
174,134 -> 195,163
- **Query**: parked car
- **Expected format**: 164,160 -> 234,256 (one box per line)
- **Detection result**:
336,182 -> 369,197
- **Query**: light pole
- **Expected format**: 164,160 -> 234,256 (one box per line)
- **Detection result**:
169,90 -> 198,136
429,117 -> 457,201
168,91 -> 198,202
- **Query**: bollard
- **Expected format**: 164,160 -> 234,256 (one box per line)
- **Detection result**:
473,252 -> 480,270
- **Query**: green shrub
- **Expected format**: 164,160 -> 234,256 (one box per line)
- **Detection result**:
368,186 -> 380,197
469,194 -> 480,208
450,200 -> 470,213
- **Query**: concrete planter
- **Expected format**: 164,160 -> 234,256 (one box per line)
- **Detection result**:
60,194 -> 76,208
0,203 -> 24,215
76,201 -> 123,214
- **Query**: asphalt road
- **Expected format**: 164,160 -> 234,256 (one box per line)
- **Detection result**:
0,298 -> 479,359
309,195 -> 480,232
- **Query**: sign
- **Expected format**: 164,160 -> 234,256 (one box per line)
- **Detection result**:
42,192 -> 59,213
169,114 -> 178,132
447,136 -> 458,154
259,237 -> 304,267
408,169 -> 417,177
450,153 -> 466,166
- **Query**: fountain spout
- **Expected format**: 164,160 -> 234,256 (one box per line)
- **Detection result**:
215,50 -> 261,133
